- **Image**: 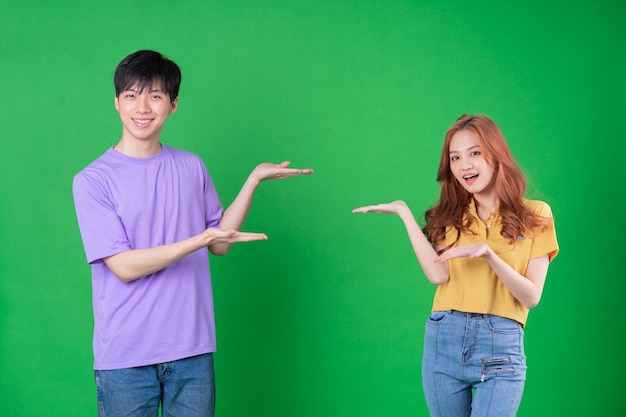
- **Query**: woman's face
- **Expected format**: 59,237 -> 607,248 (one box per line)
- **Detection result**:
448,129 -> 495,196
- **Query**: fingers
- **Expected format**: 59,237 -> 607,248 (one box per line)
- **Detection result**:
433,244 -> 487,263
353,203 -> 397,214
208,228 -> 267,243
254,162 -> 313,180
278,167 -> 314,177
232,232 -> 268,242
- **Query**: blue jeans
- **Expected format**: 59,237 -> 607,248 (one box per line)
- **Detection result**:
95,353 -> 215,417
422,310 -> 526,417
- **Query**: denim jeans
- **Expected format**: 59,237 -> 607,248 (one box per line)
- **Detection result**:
422,310 -> 526,417
95,353 -> 215,417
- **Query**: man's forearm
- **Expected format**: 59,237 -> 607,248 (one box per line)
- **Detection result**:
210,175 -> 260,255
104,234 -> 209,282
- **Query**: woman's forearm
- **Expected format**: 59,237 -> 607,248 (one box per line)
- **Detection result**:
398,207 -> 449,285
484,248 -> 549,309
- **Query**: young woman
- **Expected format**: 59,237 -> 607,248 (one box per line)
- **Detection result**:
353,114 -> 558,416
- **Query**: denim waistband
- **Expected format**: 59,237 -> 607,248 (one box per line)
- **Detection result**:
446,310 -> 491,319
441,309 -> 521,325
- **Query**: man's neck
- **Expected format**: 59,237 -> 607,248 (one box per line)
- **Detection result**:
114,138 -> 162,158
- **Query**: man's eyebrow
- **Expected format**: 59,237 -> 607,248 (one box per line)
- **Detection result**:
123,87 -> 164,93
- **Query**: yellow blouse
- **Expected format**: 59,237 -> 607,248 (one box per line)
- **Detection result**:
431,199 -> 559,326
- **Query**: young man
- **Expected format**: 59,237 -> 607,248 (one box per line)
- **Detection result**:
73,50 -> 313,417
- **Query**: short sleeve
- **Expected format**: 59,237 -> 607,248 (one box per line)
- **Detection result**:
202,167 -> 223,229
72,172 -> 132,264
529,201 -> 559,262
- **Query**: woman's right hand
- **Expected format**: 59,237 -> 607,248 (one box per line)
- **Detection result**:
352,200 -> 408,216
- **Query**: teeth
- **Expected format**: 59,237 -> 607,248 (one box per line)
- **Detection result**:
464,174 -> 478,180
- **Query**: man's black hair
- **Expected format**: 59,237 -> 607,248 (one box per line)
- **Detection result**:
114,50 -> 181,101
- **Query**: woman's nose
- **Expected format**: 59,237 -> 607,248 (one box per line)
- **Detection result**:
461,157 -> 473,170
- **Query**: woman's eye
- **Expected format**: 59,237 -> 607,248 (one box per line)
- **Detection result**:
450,156 -> 459,161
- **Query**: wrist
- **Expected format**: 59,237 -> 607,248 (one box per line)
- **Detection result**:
397,204 -> 413,219
483,244 -> 496,260
246,173 -> 261,189
196,230 -> 216,248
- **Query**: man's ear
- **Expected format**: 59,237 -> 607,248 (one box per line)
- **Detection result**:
114,96 -> 119,112
170,97 -> 179,114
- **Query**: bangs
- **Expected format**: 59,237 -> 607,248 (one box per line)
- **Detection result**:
121,77 -> 161,94
113,50 -> 181,100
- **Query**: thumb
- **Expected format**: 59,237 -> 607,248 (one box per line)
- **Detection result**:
217,229 -> 237,237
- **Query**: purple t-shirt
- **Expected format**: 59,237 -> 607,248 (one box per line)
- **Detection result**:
72,145 -> 223,370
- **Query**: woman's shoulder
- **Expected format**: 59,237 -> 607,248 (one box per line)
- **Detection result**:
523,198 -> 553,217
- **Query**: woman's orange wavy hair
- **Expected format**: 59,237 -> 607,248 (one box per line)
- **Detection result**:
423,114 -> 548,250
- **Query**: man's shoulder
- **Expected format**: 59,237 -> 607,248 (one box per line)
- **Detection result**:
163,145 -> 205,164
74,149 -> 115,180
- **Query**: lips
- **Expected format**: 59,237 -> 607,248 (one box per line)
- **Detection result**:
463,174 -> 479,182
132,118 -> 154,127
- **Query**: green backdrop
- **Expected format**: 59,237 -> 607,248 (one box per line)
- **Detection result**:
1,0 -> 624,416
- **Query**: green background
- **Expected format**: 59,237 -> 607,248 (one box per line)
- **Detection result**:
1,0 -> 624,415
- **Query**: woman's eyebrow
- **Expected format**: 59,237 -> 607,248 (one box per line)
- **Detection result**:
449,145 -> 480,154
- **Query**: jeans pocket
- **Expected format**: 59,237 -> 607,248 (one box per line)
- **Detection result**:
487,315 -> 521,332
426,310 -> 448,324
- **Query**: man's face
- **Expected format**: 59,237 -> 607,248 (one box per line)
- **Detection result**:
114,81 -> 178,143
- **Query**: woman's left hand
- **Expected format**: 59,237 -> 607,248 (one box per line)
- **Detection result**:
434,243 -> 492,263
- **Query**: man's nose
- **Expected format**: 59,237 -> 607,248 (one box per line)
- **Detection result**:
137,96 -> 151,113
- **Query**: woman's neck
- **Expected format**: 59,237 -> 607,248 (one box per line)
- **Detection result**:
473,193 -> 498,222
